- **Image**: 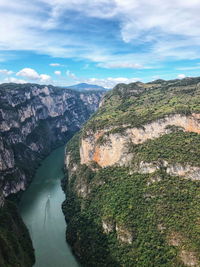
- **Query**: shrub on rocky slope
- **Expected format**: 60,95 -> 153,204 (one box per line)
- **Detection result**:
63,78 -> 200,267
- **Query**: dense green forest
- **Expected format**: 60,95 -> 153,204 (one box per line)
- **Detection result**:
63,78 -> 200,266
83,78 -> 200,135
0,200 -> 35,267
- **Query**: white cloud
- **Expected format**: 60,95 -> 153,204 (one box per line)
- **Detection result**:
16,68 -> 40,80
54,70 -> 61,75
40,74 -> 51,83
97,62 -> 143,69
0,69 -> 13,75
66,70 -> 77,80
113,1 -> 200,45
176,66 -> 200,71
177,74 -> 186,79
33,0 -> 200,63
3,77 -> 26,84
50,63 -> 61,66
81,77 -> 141,89
1,0 -> 200,66
16,68 -> 51,83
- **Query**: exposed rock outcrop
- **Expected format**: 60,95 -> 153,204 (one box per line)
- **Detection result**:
102,218 -> 115,234
168,232 -> 199,266
116,224 -> 134,244
80,113 -> 200,168
63,78 -> 200,266
0,83 -> 103,197
136,161 -> 200,181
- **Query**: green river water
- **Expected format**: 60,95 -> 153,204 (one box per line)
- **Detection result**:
19,146 -> 80,267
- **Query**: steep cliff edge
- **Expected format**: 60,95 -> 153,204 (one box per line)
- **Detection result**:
0,199 -> 35,267
63,77 -> 200,266
0,83 -> 103,197
0,82 -> 103,266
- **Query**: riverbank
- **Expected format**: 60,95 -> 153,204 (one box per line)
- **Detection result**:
19,146 -> 79,267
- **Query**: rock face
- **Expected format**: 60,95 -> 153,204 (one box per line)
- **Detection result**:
0,83 -> 103,198
0,83 -> 103,267
80,113 -> 200,167
167,232 -> 199,267
102,218 -> 115,234
136,161 -> 200,181
115,224 -> 134,244
63,78 -> 200,266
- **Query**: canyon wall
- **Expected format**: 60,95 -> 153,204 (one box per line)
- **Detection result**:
0,200 -> 35,267
0,83 -> 103,198
0,82 -> 103,267
80,113 -> 200,168
63,78 -> 200,266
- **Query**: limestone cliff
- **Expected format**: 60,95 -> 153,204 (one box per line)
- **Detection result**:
63,77 -> 200,267
0,83 -> 103,198
0,82 -> 103,267
80,113 -> 200,168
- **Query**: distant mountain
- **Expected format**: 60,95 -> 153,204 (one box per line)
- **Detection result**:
0,82 -> 104,267
67,83 -> 107,91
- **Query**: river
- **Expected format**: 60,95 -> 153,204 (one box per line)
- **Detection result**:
19,146 -> 80,267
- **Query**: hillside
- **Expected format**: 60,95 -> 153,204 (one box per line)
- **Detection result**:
63,77 -> 200,266
67,83 -> 107,92
0,83 -> 103,197
0,199 -> 35,267
0,82 -> 103,266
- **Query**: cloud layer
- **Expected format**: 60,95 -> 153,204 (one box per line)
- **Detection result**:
0,69 -> 13,75
81,77 -> 141,88
1,0 -> 200,68
1,1 -> 200,87
50,63 -> 61,67
16,68 -> 51,83
54,70 -> 61,75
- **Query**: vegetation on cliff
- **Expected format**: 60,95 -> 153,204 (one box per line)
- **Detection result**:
63,78 -> 200,266
83,78 -> 200,135
0,200 -> 35,267
0,82 -> 104,267
0,82 -> 103,196
130,131 -> 200,167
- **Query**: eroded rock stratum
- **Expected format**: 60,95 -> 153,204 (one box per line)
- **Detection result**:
63,78 -> 200,267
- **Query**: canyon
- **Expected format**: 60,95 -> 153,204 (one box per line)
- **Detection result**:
80,113 -> 200,168
0,83 -> 103,267
0,83 -> 103,198
63,78 -> 200,266
0,78 -> 200,267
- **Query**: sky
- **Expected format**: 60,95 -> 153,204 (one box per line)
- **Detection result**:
1,0 -> 200,88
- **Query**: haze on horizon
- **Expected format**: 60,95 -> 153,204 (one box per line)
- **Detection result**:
1,0 -> 200,88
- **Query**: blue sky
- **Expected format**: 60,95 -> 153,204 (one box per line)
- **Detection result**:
1,0 -> 200,88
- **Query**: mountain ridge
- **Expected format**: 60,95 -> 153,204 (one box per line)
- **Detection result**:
66,82 -> 108,91
0,83 -> 103,197
0,82 -> 103,267
63,77 -> 200,267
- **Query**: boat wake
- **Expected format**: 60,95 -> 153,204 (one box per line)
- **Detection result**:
43,195 -> 50,227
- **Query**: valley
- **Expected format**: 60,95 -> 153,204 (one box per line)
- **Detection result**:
63,78 -> 200,266
19,146 -> 79,267
0,83 -> 103,266
1,1 -> 200,266
0,78 -> 200,266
